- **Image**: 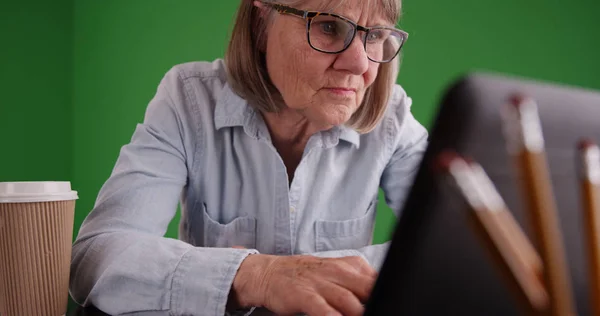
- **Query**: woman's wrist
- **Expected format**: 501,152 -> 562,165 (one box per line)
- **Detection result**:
231,253 -> 275,308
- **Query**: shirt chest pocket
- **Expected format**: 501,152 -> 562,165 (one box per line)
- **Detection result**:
315,200 -> 377,252
202,204 -> 257,249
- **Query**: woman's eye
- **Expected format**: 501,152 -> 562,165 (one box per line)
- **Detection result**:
319,22 -> 338,35
367,32 -> 380,41
367,30 -> 387,42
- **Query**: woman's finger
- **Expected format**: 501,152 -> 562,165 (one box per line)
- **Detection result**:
319,259 -> 377,302
317,282 -> 364,316
342,256 -> 378,278
300,291 -> 343,316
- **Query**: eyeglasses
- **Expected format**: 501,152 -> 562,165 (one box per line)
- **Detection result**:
261,1 -> 408,63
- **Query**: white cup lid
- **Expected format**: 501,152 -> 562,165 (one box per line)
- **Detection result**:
0,182 -> 78,203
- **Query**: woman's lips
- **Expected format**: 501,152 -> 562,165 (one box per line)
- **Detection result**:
324,87 -> 357,96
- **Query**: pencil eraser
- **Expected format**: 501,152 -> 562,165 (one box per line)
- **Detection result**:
578,138 -> 598,150
433,150 -> 461,173
508,93 -> 529,108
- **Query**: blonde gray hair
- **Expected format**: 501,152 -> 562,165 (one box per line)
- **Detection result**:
225,0 -> 402,133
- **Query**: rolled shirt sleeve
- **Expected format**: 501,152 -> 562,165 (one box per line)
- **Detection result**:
70,67 -> 256,315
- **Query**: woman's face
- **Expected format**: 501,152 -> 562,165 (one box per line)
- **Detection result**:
264,0 -> 390,129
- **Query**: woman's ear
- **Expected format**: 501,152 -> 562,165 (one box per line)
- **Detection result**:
253,1 -> 269,18
252,0 -> 270,53
253,1 -> 265,9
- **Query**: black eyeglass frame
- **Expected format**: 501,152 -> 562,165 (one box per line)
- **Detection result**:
261,1 -> 408,63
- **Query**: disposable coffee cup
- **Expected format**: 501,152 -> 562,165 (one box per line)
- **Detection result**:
0,182 -> 78,316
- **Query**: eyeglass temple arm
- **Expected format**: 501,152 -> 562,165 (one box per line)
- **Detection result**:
261,2 -> 308,19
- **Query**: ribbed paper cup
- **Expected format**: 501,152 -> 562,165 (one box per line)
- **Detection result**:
0,182 -> 78,316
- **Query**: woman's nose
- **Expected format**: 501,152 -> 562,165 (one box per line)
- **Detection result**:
332,34 -> 370,75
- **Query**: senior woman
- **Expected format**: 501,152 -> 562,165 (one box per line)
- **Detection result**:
69,0 -> 428,315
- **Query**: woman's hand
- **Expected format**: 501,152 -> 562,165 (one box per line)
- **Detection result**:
231,254 -> 377,316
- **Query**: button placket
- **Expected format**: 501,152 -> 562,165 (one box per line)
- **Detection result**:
288,181 -> 299,252
262,140 -> 293,255
289,161 -> 313,253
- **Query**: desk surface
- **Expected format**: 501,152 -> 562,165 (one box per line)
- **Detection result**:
68,305 -> 175,316
68,305 -> 109,316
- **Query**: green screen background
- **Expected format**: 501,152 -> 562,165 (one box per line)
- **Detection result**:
2,0 -> 599,245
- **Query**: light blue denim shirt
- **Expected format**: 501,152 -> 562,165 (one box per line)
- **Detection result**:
69,59 -> 428,315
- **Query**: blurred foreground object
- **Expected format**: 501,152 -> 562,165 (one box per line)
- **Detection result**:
365,72 -> 600,315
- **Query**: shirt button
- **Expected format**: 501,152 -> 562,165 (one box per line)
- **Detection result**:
290,207 -> 295,213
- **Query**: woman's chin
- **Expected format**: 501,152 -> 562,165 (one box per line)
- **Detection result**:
316,106 -> 355,128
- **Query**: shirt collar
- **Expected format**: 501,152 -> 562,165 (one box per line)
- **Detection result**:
214,84 -> 254,130
214,83 -> 361,148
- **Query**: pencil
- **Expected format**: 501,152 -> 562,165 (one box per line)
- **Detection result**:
437,152 -> 549,315
470,162 -> 544,284
578,140 -> 600,316
502,95 -> 576,316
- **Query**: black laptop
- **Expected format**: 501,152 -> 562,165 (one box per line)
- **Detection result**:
365,72 -> 600,315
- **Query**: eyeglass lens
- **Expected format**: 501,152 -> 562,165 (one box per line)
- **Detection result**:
308,15 -> 404,62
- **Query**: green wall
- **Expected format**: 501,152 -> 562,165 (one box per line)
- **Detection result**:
4,0 -> 600,244
399,0 -> 600,128
0,1 -> 73,183
72,1 -> 240,238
